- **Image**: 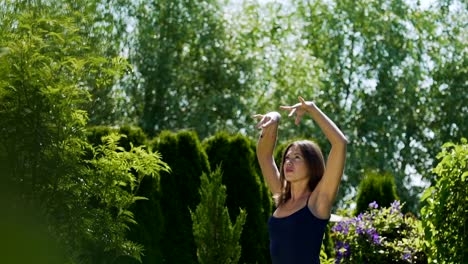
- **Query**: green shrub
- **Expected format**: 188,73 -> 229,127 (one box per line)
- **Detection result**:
420,138 -> 468,263
203,132 -> 271,264
77,133 -> 170,263
355,171 -> 399,215
332,201 -> 427,263
0,7 -> 154,263
150,130 -> 210,264
191,166 -> 247,264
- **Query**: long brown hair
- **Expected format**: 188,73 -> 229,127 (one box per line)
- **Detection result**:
276,140 -> 325,206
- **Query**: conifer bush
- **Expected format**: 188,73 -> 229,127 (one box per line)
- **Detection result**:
150,130 -> 210,264
203,132 -> 271,264
191,166 -> 247,264
355,171 -> 399,215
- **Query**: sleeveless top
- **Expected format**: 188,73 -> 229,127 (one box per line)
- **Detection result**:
268,196 -> 329,264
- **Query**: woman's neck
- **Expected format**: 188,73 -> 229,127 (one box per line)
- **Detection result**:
289,182 -> 310,201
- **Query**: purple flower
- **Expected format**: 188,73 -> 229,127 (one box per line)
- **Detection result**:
371,232 -> 380,245
343,226 -> 349,235
403,252 -> 411,261
357,213 -> 364,220
335,241 -> 351,259
391,200 -> 401,210
365,227 -> 376,236
364,227 -> 381,245
356,225 -> 364,235
369,201 -> 378,209
332,223 -> 343,233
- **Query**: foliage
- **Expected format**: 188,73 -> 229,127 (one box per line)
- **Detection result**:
0,2 -> 168,262
355,171 -> 400,215
86,125 -> 148,151
423,0 -> 467,184
294,0 -> 434,212
45,0 -> 465,216
120,0 -> 253,138
320,243 -> 336,264
203,132 -> 272,264
122,171 -> 164,264
150,130 -> 211,264
87,126 -> 114,146
191,166 -> 247,264
420,138 -> 468,263
117,125 -> 148,150
332,201 -> 427,263
69,133 -> 170,263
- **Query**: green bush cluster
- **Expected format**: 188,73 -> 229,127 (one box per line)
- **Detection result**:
332,201 -> 427,263
421,138 -> 468,263
328,139 -> 467,264
69,128 -> 274,264
0,6 -> 168,263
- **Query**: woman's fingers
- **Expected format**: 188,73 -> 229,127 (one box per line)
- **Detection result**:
279,105 -> 292,110
252,114 -> 263,119
253,114 -> 265,129
262,118 -> 273,128
288,108 -> 296,117
298,96 -> 307,106
280,105 -> 294,115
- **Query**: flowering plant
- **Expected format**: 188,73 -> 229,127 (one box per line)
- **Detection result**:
331,201 -> 427,263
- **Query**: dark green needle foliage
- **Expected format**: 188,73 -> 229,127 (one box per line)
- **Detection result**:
191,166 -> 247,264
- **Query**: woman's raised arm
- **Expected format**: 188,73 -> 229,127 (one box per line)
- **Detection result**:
253,112 -> 282,195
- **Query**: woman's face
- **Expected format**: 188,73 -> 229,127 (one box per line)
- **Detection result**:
283,145 -> 309,182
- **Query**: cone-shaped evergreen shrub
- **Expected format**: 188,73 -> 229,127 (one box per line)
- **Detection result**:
150,130 -> 210,264
122,175 -> 165,264
355,171 -> 399,215
191,166 -> 247,264
203,132 -> 270,264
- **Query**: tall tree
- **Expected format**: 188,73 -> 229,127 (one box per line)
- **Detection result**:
126,0 -> 253,138
291,0 -> 466,212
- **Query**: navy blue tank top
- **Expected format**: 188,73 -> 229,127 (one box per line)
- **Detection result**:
268,198 -> 329,264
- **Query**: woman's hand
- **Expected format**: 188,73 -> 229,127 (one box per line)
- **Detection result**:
253,111 -> 281,130
280,96 -> 313,125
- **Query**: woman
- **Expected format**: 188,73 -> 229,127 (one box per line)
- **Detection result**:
254,96 -> 348,264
